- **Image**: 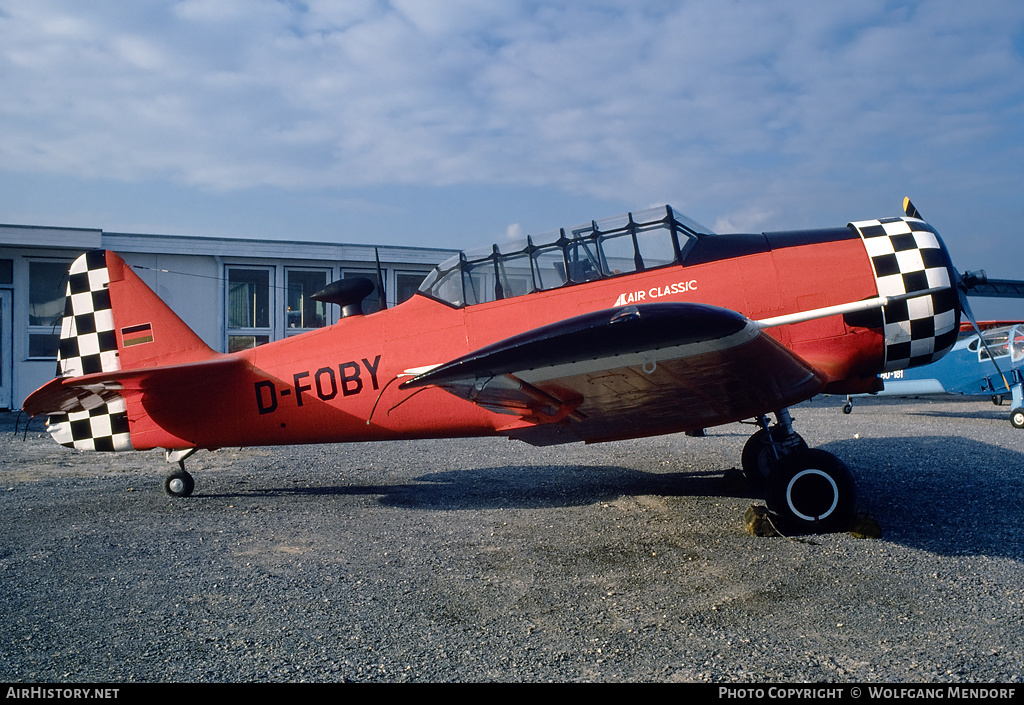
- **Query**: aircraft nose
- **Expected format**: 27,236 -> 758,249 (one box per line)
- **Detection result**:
849,216 -> 961,371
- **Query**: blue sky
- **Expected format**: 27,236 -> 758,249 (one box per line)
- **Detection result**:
2,0 -> 1023,317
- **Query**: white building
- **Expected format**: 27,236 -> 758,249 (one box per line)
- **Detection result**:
0,224 -> 455,410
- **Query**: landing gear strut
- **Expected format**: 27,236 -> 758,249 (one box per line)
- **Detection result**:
163,449 -> 197,498
740,410 -> 806,486
742,409 -> 856,533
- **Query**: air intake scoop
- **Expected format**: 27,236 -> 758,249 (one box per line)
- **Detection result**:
311,277 -> 375,318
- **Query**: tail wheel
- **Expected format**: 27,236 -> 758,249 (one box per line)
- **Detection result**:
741,427 -> 807,487
163,469 -> 195,498
1011,408 -> 1024,429
766,450 -> 856,533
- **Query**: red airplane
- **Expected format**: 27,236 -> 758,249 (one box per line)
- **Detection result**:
23,199 -> 963,532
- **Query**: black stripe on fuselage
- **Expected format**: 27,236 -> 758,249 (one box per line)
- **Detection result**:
683,227 -> 856,267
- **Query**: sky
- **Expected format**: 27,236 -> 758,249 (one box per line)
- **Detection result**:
2,0 -> 1023,318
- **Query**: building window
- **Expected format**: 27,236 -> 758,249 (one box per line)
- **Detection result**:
227,267 -> 273,352
395,271 -> 427,305
286,268 -> 329,334
28,259 -> 72,359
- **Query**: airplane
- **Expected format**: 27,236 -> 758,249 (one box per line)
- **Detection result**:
22,199 -> 968,533
841,320 -> 1024,427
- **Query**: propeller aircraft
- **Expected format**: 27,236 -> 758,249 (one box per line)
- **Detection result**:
841,320 -> 1024,427
23,199 -> 970,532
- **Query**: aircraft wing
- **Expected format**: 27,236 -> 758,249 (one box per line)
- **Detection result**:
400,303 -> 828,445
22,357 -> 245,417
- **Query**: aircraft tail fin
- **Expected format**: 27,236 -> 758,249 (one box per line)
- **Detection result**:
26,250 -> 217,451
62,250 -> 215,375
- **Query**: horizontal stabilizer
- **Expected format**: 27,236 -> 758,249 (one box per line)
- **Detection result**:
23,357 -> 246,417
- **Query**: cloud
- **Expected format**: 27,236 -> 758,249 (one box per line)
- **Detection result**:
0,0 -> 1022,233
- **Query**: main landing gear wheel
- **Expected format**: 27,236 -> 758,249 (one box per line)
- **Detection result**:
1011,407 -> 1024,429
765,449 -> 856,533
163,468 -> 195,498
741,427 -> 807,487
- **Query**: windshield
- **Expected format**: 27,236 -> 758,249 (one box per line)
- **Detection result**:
417,205 -> 713,307
970,324 -> 1024,362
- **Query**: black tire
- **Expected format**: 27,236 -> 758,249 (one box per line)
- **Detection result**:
1011,407 -> 1024,429
740,428 -> 806,486
163,469 -> 195,498
842,402 -> 853,415
765,450 -> 856,533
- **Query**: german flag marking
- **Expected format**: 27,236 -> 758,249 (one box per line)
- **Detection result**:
122,323 -> 154,347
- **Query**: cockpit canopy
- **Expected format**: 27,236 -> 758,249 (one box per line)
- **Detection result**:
967,324 -> 1024,363
417,205 -> 714,308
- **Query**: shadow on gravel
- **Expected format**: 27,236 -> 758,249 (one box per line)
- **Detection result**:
385,465 -> 751,509
207,464 -> 755,509
833,395 -> 1013,423
899,407 -> 1017,423
822,436 -> 1024,560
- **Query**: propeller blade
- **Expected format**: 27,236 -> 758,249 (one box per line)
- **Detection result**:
958,274 -> 1012,391
902,197 -> 921,220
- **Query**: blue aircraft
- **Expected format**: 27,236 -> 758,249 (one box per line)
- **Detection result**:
842,321 -> 1024,428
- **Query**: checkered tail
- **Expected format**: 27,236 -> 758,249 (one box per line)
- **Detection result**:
47,250 -> 133,452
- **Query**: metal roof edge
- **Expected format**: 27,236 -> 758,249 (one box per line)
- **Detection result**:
0,223 -> 103,249
101,231 -> 456,263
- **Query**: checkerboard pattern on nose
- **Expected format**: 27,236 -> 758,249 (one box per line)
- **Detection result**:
850,217 -> 959,372
47,250 -> 133,452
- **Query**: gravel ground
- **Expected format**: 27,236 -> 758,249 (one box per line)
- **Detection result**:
1,395 -> 1022,683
